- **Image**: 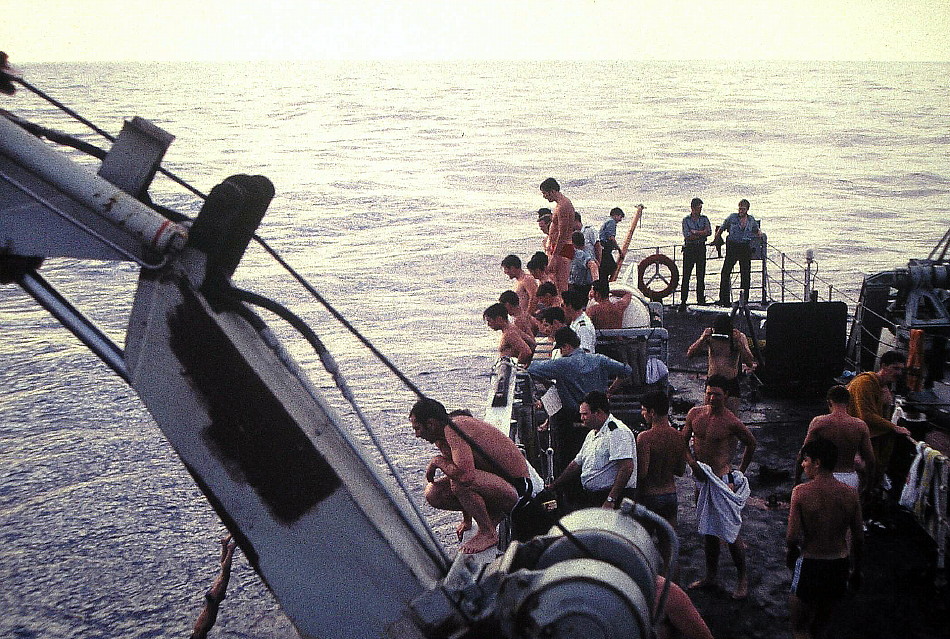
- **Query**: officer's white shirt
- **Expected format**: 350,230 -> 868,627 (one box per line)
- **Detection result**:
574,414 -> 637,491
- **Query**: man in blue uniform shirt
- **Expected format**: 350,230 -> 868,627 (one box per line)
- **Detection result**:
528,327 -> 631,478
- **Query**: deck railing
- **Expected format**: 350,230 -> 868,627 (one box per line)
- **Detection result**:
616,237 -> 856,309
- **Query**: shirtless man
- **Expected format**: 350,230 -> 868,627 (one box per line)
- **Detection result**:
540,177 -> 575,293
686,314 -> 756,414
483,303 -> 532,367
498,290 -> 538,351
655,577 -> 715,639
537,208 -> 552,248
787,437 -> 863,639
501,254 -> 538,316
797,385 -> 874,491
526,251 -> 552,286
534,281 -> 561,318
683,375 -> 757,599
410,397 -> 532,554
587,280 -> 633,330
637,390 -> 687,526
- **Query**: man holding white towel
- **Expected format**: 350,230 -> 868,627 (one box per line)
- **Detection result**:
683,375 -> 757,600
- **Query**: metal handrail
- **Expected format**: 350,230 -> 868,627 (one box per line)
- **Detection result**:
618,239 -> 857,309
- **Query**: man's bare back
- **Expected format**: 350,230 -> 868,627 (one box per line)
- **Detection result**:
514,273 -> 539,315
789,475 -> 861,559
440,416 -> 529,480
500,325 -> 532,366
637,426 -> 687,496
803,414 -> 873,474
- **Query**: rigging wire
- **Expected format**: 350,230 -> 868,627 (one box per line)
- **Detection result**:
13,76 -> 208,200
226,285 -> 450,566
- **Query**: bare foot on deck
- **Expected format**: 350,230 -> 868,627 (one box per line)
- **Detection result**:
732,577 -> 748,600
687,578 -> 717,591
460,529 -> 499,554
456,518 -> 472,542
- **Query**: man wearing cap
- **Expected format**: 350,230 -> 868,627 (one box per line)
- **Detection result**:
713,199 -> 763,306
548,390 -> 637,511
528,327 -> 631,476
598,207 -> 625,284
680,197 -> 711,308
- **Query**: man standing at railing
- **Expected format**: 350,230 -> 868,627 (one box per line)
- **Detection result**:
540,178 -> 575,294
598,206 -> 625,285
680,197 -> 711,310
713,199 -> 762,306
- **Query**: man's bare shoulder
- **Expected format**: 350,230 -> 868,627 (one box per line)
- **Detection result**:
686,405 -> 708,419
805,414 -> 831,433
811,412 -> 869,433
450,415 -> 493,436
639,426 -> 684,448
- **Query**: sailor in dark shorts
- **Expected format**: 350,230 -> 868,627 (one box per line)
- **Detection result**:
636,390 -> 687,527
786,437 -> 864,638
790,556 -> 851,604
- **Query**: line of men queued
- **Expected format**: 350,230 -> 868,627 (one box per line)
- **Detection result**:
408,177 -> 906,638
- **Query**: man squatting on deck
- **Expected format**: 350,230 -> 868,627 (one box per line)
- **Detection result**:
787,437 -> 864,639
410,397 -> 532,554
683,374 -> 757,600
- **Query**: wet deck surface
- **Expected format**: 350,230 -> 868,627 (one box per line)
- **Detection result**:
660,303 -> 948,638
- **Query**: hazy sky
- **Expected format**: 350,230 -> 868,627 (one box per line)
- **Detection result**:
5,0 -> 950,62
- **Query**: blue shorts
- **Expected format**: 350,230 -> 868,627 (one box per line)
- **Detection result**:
639,492 -> 678,521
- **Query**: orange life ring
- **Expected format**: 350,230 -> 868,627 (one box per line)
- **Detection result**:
637,253 -> 680,301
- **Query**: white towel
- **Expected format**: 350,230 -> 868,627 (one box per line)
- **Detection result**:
694,462 -> 750,543
899,441 -> 929,510
527,462 -> 544,497
646,356 -> 669,384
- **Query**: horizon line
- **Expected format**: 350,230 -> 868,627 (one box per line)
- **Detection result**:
12,57 -> 950,65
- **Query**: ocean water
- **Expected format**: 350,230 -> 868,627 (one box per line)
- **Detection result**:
1,60 -> 948,638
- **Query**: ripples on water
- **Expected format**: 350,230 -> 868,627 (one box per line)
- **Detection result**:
1,60 -> 948,637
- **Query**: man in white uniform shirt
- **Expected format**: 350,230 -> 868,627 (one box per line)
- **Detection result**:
547,390 -> 637,511
562,288 -> 596,353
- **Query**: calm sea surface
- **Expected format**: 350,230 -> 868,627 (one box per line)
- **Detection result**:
1,60 -> 948,637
